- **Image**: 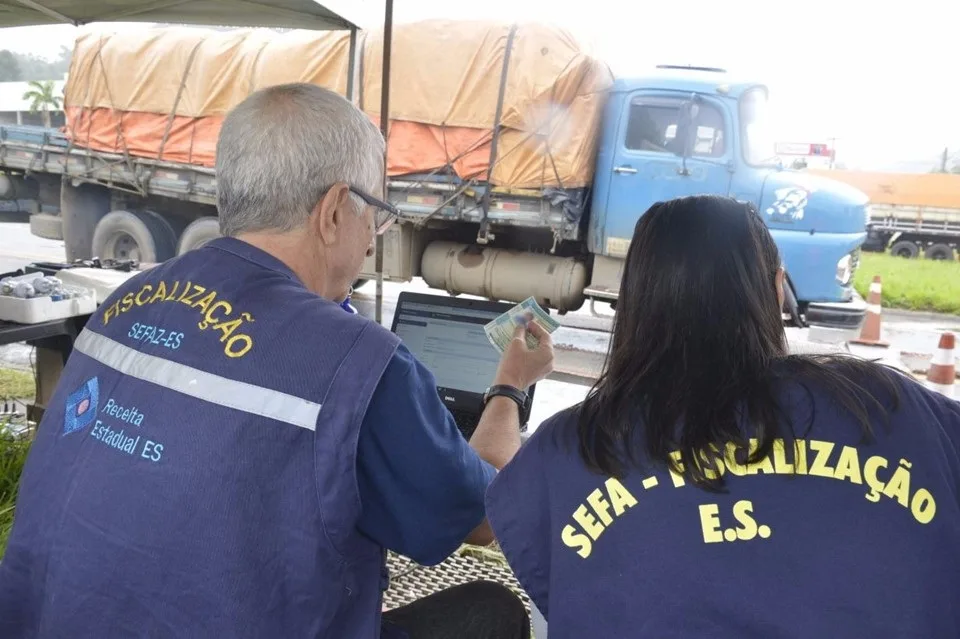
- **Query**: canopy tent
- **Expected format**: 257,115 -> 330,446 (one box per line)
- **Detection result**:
0,0 -> 359,30
2,0 -> 396,322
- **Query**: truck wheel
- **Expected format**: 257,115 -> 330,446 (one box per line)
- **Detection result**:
889,240 -> 919,259
92,210 -> 176,264
29,212 -> 63,241
177,217 -> 221,255
924,243 -> 956,261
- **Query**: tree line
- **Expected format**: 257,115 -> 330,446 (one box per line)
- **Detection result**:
0,46 -> 72,82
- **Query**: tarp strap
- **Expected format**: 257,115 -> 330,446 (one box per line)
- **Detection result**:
477,23 -> 518,244
156,38 -> 204,163
94,36 -> 147,196
61,34 -> 145,194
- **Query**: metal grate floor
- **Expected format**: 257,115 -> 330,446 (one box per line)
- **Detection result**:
383,547 -> 530,613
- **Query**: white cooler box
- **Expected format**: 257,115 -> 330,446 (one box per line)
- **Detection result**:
0,272 -> 97,324
57,267 -> 139,304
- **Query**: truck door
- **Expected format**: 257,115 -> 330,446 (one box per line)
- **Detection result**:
600,92 -> 734,253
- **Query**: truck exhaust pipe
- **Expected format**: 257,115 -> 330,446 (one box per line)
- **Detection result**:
420,241 -> 588,313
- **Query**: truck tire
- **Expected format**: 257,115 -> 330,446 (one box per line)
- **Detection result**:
29,212 -> 63,240
60,182 -> 110,261
177,217 -> 221,255
92,210 -> 176,264
924,243 -> 956,261
861,229 -> 890,253
889,240 -> 919,259
140,210 -> 179,260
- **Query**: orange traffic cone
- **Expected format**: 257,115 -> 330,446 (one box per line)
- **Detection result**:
851,275 -> 888,347
927,332 -> 956,398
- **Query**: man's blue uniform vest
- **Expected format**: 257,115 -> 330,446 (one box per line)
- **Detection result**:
0,237 -> 400,638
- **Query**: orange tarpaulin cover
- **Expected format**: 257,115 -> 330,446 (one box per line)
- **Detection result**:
63,21 -> 614,189
806,169 -> 960,210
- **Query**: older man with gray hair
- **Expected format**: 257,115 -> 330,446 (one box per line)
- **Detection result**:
0,83 -> 553,639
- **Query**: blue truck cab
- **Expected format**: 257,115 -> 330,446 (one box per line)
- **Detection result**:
584,66 -> 868,329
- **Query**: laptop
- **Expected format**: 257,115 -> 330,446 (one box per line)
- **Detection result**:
390,292 -> 537,440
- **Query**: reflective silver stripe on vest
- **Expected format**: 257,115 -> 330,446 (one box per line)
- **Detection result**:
74,328 -> 322,431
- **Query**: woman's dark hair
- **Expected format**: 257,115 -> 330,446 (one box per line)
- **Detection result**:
577,195 -> 900,489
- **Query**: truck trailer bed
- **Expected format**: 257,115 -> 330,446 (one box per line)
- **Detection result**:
1,125 -> 586,241
1,125 -> 218,206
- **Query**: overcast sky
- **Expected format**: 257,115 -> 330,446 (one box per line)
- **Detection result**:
0,0 -> 952,168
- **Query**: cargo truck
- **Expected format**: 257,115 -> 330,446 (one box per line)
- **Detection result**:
0,21 -> 870,329
807,169 -> 960,261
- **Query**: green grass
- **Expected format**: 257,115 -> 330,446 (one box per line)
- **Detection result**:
0,368 -> 35,558
0,427 -> 31,559
0,368 -> 34,401
854,252 -> 960,316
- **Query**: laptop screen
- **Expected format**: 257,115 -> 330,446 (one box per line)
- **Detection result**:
392,297 -> 503,401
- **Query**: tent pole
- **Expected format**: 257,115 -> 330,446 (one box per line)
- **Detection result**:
375,0 -> 393,325
346,27 -> 358,102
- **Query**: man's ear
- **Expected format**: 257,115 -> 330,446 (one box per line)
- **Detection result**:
310,184 -> 351,246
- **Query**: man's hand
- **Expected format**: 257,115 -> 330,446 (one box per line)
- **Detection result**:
493,314 -> 555,391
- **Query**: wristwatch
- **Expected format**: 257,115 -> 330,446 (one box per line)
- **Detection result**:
482,384 -> 532,425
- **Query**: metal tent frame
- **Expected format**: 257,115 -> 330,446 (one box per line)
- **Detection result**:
0,0 -> 357,30
1,0 -> 394,323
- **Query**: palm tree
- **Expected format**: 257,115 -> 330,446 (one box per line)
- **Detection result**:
21,80 -> 62,128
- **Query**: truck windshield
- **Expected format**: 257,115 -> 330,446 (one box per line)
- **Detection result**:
740,87 -> 778,166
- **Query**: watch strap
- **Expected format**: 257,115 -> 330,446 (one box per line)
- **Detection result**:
483,384 -> 531,424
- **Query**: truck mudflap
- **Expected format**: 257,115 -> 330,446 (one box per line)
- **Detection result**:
804,291 -> 867,330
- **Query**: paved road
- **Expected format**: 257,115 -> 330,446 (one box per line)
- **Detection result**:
0,217 -> 66,274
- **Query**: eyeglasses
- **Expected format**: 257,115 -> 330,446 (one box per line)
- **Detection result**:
349,186 -> 400,235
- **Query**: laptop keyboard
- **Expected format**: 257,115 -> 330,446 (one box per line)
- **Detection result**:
449,408 -> 529,441
450,409 -> 480,440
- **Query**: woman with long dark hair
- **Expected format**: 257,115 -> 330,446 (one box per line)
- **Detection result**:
486,195 -> 960,638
